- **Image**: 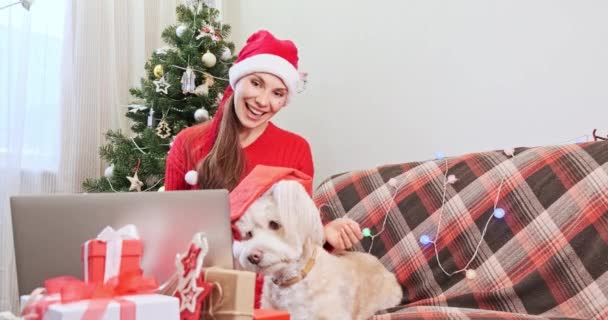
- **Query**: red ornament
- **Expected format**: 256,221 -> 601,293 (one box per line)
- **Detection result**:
175,275 -> 214,320
196,26 -> 223,41
180,244 -> 201,278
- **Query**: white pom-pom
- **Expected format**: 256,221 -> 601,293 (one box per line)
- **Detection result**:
202,50 -> 217,68
176,25 -> 187,38
465,269 -> 477,279
221,47 -> 232,61
185,170 -> 198,186
194,108 -> 209,122
503,147 -> 515,157
157,186 -> 165,192
388,178 -> 397,187
447,174 -> 458,184
104,165 -> 114,178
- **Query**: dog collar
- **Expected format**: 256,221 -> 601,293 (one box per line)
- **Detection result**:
273,247 -> 318,288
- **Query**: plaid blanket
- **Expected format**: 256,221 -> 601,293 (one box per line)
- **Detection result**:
314,141 -> 608,320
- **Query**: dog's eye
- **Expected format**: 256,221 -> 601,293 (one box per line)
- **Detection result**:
244,231 -> 253,239
269,221 -> 281,230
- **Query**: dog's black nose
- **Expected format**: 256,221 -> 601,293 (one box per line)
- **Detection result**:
247,250 -> 263,265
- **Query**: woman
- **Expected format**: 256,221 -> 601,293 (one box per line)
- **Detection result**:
165,29 -> 362,251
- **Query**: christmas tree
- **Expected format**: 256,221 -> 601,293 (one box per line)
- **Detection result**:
82,1 -> 235,192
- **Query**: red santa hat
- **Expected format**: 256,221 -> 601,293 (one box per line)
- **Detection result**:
199,30 -> 301,156
229,165 -> 313,239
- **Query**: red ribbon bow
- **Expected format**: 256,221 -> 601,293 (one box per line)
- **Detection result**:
22,270 -> 158,320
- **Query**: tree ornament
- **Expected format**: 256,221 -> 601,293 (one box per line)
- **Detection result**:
153,76 -> 170,94
201,50 -> 217,68
128,104 -> 148,114
220,47 -> 232,61
176,25 -> 188,38
157,186 -> 165,192
173,233 -> 214,320
145,175 -> 162,186
194,108 -> 209,122
183,0 -> 199,9
155,47 -> 171,55
156,119 -> 172,139
196,25 -> 222,42
126,172 -> 144,192
153,65 -> 164,79
104,164 -> 114,178
193,84 -> 208,96
147,107 -> 154,128
181,66 -> 197,94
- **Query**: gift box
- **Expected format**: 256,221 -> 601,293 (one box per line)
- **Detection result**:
81,225 -> 143,284
21,294 -> 179,320
201,267 -> 256,319
253,309 -> 290,320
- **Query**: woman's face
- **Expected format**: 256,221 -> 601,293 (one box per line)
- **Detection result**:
233,73 -> 288,130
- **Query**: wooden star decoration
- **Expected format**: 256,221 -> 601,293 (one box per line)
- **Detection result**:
126,172 -> 144,192
153,75 -> 170,94
175,277 -> 213,320
180,244 -> 202,278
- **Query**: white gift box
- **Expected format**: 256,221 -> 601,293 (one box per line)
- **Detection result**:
20,294 -> 179,320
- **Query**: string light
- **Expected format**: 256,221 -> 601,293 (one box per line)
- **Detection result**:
320,148 -> 515,279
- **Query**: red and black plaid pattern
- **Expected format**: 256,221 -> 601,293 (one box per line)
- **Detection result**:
314,141 -> 608,320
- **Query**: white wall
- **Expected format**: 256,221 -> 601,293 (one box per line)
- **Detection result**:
223,0 -> 608,186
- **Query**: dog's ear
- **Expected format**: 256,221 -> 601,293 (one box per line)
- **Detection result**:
272,180 -> 325,246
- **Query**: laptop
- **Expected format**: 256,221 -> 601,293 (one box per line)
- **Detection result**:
10,190 -> 234,295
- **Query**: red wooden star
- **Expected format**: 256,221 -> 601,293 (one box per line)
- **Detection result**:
180,244 -> 201,278
175,275 -> 214,320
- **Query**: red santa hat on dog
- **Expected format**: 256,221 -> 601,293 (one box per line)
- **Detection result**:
229,165 -> 313,238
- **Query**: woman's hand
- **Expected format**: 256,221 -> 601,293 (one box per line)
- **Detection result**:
324,217 -> 363,252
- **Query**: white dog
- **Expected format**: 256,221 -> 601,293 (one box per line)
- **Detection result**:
233,180 -> 403,320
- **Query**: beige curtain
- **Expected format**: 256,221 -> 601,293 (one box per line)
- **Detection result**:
0,0 -> 179,313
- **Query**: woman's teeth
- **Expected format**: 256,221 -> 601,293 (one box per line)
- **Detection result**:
247,104 -> 264,116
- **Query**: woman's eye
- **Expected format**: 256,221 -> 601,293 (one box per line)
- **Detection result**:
269,221 -> 281,230
251,79 -> 260,87
274,91 -> 285,98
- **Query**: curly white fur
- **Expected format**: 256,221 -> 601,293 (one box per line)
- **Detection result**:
234,180 -> 403,320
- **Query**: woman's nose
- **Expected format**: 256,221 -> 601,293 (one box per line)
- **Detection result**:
254,92 -> 270,108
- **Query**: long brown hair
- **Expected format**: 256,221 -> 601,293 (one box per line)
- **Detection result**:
196,95 -> 246,191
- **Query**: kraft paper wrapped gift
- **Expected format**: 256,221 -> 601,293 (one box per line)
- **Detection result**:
201,267 -> 256,319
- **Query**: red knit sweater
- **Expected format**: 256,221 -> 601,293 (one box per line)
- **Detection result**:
164,122 -> 314,191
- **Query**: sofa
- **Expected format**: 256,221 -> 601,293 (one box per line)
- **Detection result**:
313,140 -> 608,319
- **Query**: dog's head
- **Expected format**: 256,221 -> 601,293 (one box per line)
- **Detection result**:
233,180 -> 325,275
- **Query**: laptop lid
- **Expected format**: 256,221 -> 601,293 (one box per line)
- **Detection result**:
10,189 -> 233,295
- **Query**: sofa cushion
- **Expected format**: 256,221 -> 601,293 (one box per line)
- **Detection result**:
313,141 -> 608,319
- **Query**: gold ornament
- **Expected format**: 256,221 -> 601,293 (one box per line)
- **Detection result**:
156,119 -> 172,138
153,65 -> 164,78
